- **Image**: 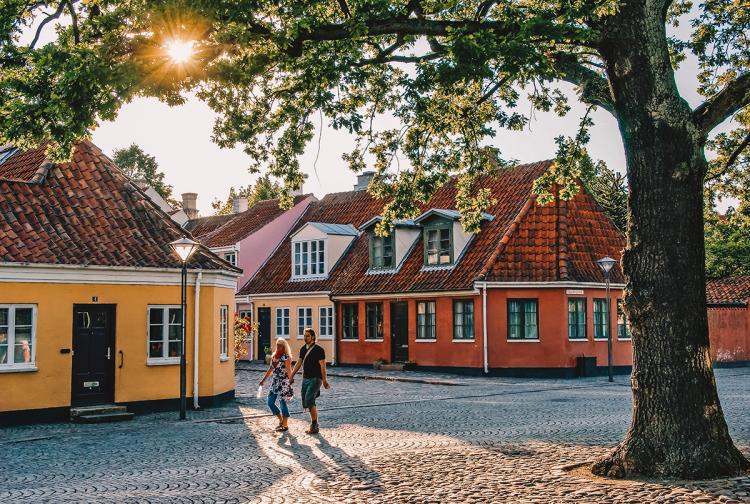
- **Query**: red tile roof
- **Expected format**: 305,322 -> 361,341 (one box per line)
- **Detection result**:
194,195 -> 312,248
239,160 -> 626,297
0,142 -> 240,272
185,214 -> 237,239
706,277 -> 750,306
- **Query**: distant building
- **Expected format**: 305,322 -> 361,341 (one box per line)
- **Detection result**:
706,277 -> 750,365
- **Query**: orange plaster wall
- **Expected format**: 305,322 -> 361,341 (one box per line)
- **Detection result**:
708,307 -> 750,363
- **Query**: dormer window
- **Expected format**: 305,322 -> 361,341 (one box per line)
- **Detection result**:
369,233 -> 394,269
425,223 -> 452,266
293,239 -> 325,276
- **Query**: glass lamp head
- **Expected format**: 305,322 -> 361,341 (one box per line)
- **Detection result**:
170,237 -> 199,263
596,256 -> 617,275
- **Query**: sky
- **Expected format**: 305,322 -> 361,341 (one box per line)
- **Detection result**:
20,7 -> 736,216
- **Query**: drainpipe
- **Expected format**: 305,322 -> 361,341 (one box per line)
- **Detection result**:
331,301 -> 337,366
249,301 -> 255,361
482,282 -> 488,374
193,270 -> 202,409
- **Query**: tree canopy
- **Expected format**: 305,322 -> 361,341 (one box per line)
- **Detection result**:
211,174 -> 283,215
112,143 -> 180,208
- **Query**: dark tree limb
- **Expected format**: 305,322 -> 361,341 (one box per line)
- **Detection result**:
30,1 -> 67,48
337,0 -> 351,18
552,54 -> 615,115
693,73 -> 750,134
476,75 -> 512,106
67,0 -> 79,44
354,52 -> 441,67
705,131 -> 750,182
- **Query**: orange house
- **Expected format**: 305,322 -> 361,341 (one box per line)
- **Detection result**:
0,142 -> 241,424
706,277 -> 750,365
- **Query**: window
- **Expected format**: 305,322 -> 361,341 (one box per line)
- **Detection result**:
370,233 -> 394,269
617,299 -> 630,340
319,306 -> 334,339
148,306 -> 182,360
416,301 -> 436,340
219,305 -> 229,359
453,300 -> 474,340
297,307 -> 313,338
223,252 -> 237,267
342,304 -> 359,340
0,305 -> 36,367
238,310 -> 252,322
425,224 -> 452,266
365,303 -> 383,340
507,299 -> 538,340
568,298 -> 587,340
293,239 -> 326,277
594,299 -> 610,340
275,308 -> 290,337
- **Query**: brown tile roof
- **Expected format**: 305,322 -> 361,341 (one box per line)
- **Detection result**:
0,141 -> 240,272
706,277 -> 750,306
195,195 -> 312,248
0,144 -> 49,182
239,160 -> 627,297
185,214 -> 236,239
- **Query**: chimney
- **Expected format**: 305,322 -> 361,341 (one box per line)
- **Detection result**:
353,171 -> 375,191
232,196 -> 248,214
182,192 -> 199,219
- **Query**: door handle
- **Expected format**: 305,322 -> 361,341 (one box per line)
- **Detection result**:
118,350 -> 124,369
106,347 -> 111,360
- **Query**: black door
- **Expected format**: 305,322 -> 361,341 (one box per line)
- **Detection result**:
71,305 -> 116,406
391,302 -> 409,362
257,307 -> 271,361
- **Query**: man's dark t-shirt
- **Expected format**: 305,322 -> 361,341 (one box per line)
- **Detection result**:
299,344 -> 326,379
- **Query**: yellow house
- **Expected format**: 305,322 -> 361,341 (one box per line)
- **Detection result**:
0,142 -> 241,424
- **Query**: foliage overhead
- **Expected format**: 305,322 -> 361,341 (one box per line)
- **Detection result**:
112,143 -> 180,208
211,173 -> 283,215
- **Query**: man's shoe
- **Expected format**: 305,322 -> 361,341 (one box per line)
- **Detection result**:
306,423 -> 319,434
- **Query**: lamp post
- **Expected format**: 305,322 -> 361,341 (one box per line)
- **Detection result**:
596,256 -> 617,383
170,237 -> 199,420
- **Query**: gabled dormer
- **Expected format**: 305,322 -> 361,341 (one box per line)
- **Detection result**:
359,217 -> 421,273
414,209 -> 494,269
289,222 -> 358,280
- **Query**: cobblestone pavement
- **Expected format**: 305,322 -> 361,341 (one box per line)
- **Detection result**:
2,367 -> 749,503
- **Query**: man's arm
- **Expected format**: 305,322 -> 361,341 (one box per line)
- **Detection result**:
290,354 -> 303,381
320,358 -> 330,389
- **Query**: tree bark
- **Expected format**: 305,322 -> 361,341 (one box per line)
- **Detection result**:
592,0 -> 750,479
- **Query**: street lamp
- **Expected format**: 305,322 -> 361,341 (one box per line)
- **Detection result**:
170,237 -> 199,420
596,256 -> 617,383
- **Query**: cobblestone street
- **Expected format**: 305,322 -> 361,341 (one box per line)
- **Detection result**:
2,365 -> 749,503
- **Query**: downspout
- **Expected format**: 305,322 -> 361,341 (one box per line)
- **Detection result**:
332,300 -> 337,366
193,270 -> 202,409
482,282 -> 488,374
249,301 -> 255,361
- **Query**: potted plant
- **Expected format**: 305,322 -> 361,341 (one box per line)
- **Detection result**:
264,346 -> 272,365
372,357 -> 386,370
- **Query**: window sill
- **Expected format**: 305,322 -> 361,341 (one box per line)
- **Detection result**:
0,365 -> 38,373
219,355 -> 230,362
568,338 -> 589,342
415,339 -> 437,343
593,338 -> 610,342
506,339 -> 540,343
147,358 -> 180,366
364,338 -> 384,342
317,336 -> 334,341
290,275 -> 328,282
617,338 -> 632,342
340,338 -> 359,342
452,339 -> 476,343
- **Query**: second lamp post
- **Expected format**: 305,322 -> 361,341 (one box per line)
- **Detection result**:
596,256 -> 617,382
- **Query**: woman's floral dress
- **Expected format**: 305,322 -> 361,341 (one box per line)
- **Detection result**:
270,354 -> 293,402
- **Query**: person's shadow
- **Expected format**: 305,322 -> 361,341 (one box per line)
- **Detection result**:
275,431 -> 383,493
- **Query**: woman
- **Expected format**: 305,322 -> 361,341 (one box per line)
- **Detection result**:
259,337 -> 293,432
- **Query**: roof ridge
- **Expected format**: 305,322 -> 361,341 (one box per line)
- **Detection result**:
556,191 -> 570,281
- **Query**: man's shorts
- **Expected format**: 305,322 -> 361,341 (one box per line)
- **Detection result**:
301,377 -> 322,409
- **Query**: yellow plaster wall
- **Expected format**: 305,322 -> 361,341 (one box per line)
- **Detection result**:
253,296 -> 335,361
0,282 -> 235,413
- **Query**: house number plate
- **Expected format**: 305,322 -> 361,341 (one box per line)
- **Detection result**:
83,381 -> 100,388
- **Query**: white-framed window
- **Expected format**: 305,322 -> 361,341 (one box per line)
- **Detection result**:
219,305 -> 229,359
319,306 -> 334,339
293,239 -> 326,277
0,305 -> 37,368
275,308 -> 290,338
148,306 -> 182,363
297,307 -> 313,338
223,251 -> 237,267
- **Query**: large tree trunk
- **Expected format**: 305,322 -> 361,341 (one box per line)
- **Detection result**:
592,0 -> 749,479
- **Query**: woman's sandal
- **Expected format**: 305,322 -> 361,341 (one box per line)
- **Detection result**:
275,425 -> 288,432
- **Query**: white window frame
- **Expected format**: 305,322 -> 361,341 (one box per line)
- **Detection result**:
291,239 -> 327,279
219,305 -> 229,361
319,306 -> 334,340
275,307 -> 290,338
238,309 -> 253,341
297,306 -> 313,339
0,304 -> 37,371
223,251 -> 237,267
147,305 -> 182,365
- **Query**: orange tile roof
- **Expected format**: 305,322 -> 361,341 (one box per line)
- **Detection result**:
706,277 -> 750,306
0,142 -> 240,272
185,214 -> 235,238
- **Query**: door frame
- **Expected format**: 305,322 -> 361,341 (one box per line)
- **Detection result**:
390,301 -> 409,363
257,307 -> 272,361
71,304 -> 117,407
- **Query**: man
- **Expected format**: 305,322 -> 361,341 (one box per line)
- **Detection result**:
289,327 -> 330,434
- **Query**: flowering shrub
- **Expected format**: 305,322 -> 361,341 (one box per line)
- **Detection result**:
233,314 -> 252,363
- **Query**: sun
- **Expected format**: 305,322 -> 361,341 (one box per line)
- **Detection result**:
164,39 -> 194,64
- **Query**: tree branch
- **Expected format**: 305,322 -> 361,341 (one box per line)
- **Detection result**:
693,73 -> 750,134
337,0 -> 351,18
67,0 -> 79,44
552,54 -> 615,116
354,52 -> 441,67
706,131 -> 750,183
30,1 -> 67,48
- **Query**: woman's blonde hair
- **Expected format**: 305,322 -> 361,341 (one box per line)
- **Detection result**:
274,337 -> 291,357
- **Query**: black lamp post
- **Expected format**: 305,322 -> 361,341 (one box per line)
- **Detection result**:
169,237 -> 199,420
596,256 -> 617,383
